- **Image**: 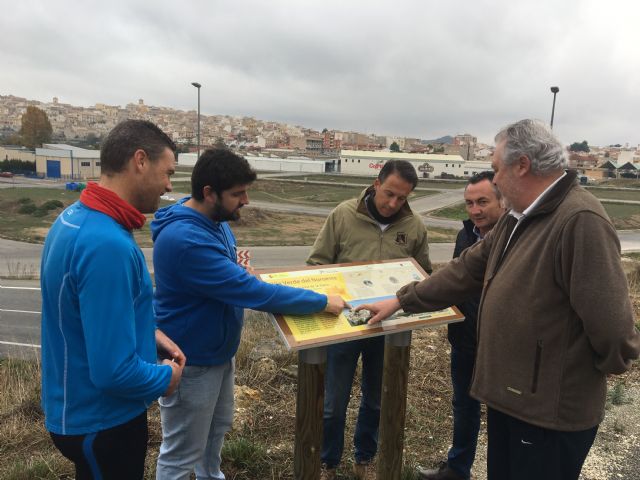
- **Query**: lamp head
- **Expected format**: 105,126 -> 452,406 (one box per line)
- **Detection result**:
191,82 -> 201,88
550,86 -> 559,94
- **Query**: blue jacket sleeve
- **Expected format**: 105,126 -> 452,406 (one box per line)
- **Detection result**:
76,238 -> 171,400
176,238 -> 327,315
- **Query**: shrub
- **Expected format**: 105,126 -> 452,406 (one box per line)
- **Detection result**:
17,204 -> 36,215
31,207 -> 50,217
41,200 -> 64,211
17,198 -> 32,205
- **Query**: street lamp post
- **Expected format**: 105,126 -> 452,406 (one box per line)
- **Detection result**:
550,86 -> 559,129
191,82 -> 201,159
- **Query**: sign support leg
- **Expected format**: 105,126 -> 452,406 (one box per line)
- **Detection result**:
377,331 -> 412,479
294,346 -> 326,480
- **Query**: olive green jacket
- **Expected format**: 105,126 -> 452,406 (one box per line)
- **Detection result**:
397,171 -> 640,430
307,187 -> 432,274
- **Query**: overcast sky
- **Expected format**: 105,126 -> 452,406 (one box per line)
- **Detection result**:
2,0 -> 638,147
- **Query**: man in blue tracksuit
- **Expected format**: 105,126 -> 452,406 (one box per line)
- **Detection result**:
40,120 -> 185,479
152,148 -> 346,480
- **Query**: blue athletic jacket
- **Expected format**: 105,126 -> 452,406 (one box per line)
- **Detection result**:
40,201 -> 171,435
151,198 -> 327,365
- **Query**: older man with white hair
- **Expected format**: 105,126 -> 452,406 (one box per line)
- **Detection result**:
360,119 -> 640,480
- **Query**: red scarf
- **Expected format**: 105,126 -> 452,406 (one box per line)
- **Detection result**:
80,182 -> 146,230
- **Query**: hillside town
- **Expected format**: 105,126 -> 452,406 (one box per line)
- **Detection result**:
1,94 -> 640,182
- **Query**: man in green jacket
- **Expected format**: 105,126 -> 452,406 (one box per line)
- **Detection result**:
360,119 -> 640,480
307,160 -> 432,480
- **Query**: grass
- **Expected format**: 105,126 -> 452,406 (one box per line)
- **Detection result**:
597,179 -> 640,188
587,188 -> 640,202
607,382 -> 631,407
428,202 -> 467,221
601,203 -> 640,229
3,264 -> 640,479
0,312 -> 456,479
0,188 -> 80,243
428,199 -> 640,231
1,186 -> 453,249
247,180 -> 433,207
3,261 -> 38,280
276,174 -> 466,190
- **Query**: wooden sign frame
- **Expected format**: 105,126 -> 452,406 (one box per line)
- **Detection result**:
257,257 -> 463,350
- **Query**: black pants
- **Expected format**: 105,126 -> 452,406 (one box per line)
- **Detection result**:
50,411 -> 148,480
486,407 -> 598,480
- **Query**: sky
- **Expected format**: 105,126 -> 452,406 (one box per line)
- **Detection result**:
1,0 -> 639,147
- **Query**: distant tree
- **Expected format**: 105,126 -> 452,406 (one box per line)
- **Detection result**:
569,140 -> 590,153
322,128 -> 328,133
214,138 -> 227,150
0,159 -> 36,173
19,106 -> 53,149
85,133 -> 101,149
2,132 -> 22,145
390,141 -> 401,152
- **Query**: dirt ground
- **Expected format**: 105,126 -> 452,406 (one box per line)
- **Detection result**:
416,368 -> 640,480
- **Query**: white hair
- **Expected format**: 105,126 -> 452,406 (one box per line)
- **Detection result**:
495,119 -> 567,175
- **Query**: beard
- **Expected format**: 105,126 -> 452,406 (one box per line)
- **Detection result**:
212,200 -> 241,222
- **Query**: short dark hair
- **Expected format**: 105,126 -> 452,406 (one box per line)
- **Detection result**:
191,148 -> 257,200
100,120 -> 176,174
378,160 -> 418,189
466,170 -> 501,198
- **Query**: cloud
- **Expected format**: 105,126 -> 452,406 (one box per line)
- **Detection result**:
1,0 -> 638,146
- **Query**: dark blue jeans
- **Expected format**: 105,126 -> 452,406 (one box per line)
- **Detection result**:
447,346 -> 481,480
321,336 -> 385,468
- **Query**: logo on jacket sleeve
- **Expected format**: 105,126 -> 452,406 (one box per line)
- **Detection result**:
395,232 -> 407,245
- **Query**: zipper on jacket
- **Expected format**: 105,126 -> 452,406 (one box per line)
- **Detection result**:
531,340 -> 543,394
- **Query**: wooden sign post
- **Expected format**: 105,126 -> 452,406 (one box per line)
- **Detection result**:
257,259 -> 464,479
377,331 -> 412,479
293,347 -> 326,480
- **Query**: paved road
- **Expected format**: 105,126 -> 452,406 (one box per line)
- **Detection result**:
0,282 -> 41,359
0,238 -> 458,278
0,242 -> 459,360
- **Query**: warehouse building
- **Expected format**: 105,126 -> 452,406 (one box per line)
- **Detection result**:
178,152 -> 334,173
35,144 -> 100,179
339,150 -> 467,178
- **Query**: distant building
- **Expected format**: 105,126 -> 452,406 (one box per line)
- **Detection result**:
178,152 -> 334,173
323,130 -> 343,152
339,150 -> 467,178
35,144 -> 100,179
0,145 -> 36,162
451,134 -> 477,160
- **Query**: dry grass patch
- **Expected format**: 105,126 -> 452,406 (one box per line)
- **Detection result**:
3,262 -> 640,479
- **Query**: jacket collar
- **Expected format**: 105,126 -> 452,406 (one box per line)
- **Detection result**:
355,186 -> 414,223
522,170 -> 578,219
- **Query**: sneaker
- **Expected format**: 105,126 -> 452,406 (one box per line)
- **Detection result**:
417,461 -> 465,480
320,464 -> 337,480
352,460 -> 376,480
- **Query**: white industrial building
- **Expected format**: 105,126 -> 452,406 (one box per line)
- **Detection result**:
459,160 -> 493,176
178,152 -> 334,173
35,144 -> 101,179
340,150 -> 464,178
339,150 -> 491,178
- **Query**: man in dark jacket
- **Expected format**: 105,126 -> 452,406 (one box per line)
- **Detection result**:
418,171 -> 504,480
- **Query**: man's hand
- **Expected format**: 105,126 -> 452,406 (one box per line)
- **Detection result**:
156,329 -> 186,368
162,358 -> 183,396
324,295 -> 350,315
356,297 -> 401,324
